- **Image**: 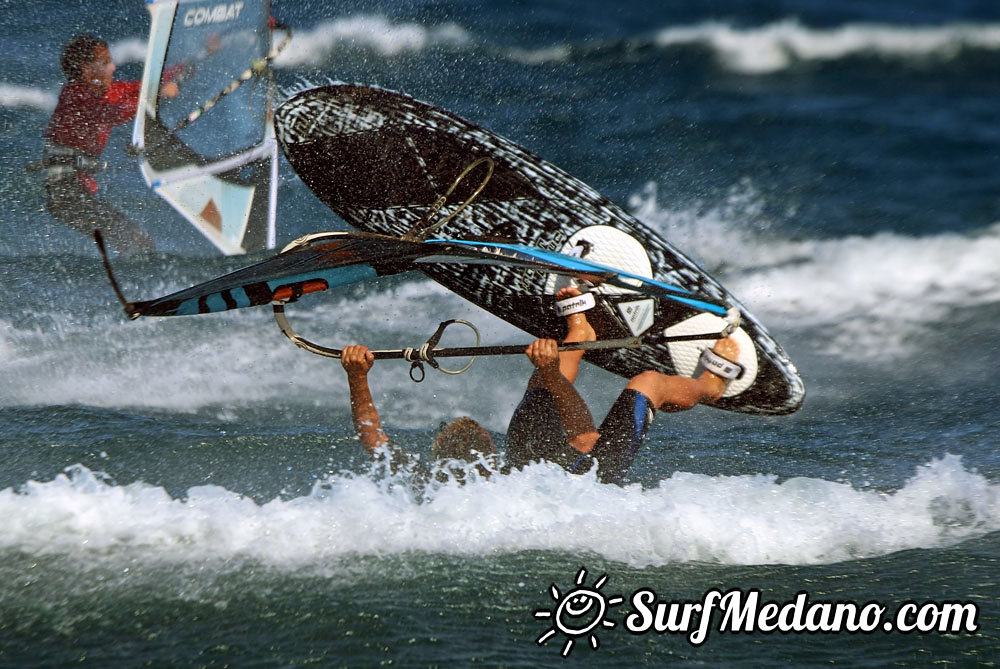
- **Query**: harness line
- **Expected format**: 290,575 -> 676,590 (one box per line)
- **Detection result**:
402,157 -> 495,241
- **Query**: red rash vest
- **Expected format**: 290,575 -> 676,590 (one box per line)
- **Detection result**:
45,79 -> 142,194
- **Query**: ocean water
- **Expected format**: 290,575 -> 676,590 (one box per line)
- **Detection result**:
2,0 -> 999,665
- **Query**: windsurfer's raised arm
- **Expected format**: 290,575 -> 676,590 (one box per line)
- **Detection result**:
525,338 -> 600,454
153,62 -> 190,100
340,345 -> 390,454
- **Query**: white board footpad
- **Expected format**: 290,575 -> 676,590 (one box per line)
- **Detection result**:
664,313 -> 758,398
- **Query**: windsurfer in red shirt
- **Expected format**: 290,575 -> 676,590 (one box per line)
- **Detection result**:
43,34 -> 179,252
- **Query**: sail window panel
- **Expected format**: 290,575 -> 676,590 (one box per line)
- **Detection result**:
158,0 -> 270,161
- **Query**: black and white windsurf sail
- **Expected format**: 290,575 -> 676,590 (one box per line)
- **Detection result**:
132,0 -> 286,255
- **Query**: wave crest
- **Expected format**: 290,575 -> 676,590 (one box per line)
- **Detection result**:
653,19 -> 1000,74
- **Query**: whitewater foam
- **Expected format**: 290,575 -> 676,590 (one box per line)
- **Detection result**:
1,455 -> 996,570
658,19 -> 1000,74
0,83 -> 56,112
629,181 -> 1000,359
0,275 -> 528,427
108,37 -> 148,65
493,19 -> 1000,73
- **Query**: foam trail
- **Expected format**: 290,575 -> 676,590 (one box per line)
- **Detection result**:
109,37 -> 148,65
0,278 -> 526,428
105,18 -> 1000,74
1,455 -> 996,569
653,19 -> 1000,74
506,19 -> 1000,72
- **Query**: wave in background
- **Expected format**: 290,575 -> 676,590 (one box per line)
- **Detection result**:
270,15 -> 1000,73
6,17 -> 998,116
629,181 -> 1000,359
274,15 -> 471,66
647,19 -> 1000,74
0,83 -> 56,112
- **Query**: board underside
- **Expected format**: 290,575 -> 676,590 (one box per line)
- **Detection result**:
275,84 -> 804,415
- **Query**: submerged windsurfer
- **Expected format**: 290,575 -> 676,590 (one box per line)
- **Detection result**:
340,287 -> 739,485
341,344 -> 499,480
41,34 -> 179,252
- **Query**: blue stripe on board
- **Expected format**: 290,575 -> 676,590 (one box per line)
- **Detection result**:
431,239 -> 691,293
431,239 -> 728,315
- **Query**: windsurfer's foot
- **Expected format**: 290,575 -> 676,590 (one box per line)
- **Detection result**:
626,337 -> 741,410
556,286 -> 596,343
699,336 -> 740,402
547,285 -> 595,385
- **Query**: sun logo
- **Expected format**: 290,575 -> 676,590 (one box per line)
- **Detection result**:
534,567 -> 624,657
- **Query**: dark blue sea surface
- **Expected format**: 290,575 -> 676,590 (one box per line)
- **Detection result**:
1,0 -> 998,665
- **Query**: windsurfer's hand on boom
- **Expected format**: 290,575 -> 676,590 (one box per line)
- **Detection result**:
159,80 -> 179,99
337,344 -> 496,468
341,344 -> 375,377
525,338 -> 560,373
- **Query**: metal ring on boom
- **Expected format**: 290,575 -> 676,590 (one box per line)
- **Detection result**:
273,302 -> 483,380
404,319 -> 481,379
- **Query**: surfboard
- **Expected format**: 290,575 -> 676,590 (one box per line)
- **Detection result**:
273,84 -> 805,415
132,0 -> 288,254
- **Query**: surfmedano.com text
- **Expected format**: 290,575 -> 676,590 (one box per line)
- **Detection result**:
625,588 -> 979,645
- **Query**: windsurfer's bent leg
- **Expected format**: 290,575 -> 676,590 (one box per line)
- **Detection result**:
45,178 -> 156,252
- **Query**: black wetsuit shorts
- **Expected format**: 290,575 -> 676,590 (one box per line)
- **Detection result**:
505,386 -> 655,485
45,174 -> 155,252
